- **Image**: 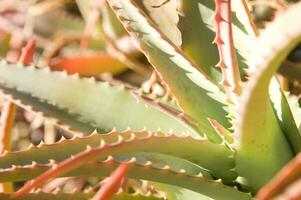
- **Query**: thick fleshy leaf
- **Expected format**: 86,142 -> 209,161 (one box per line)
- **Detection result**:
179,0 -> 256,81
0,156 -> 250,200
0,86 -> 95,134
234,2 -> 301,192
0,153 -> 211,182
0,131 -> 235,181
134,0 -> 182,46
107,0 -> 231,143
269,78 -> 301,155
0,60 -> 198,136
286,94 -> 301,128
50,54 -> 126,76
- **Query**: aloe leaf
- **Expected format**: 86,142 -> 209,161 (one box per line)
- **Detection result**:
107,0 -> 231,143
0,86 -> 95,134
0,131 -> 235,181
286,94 -> 301,128
179,0 -> 256,81
0,192 -> 161,200
269,78 -> 301,154
0,61 -> 197,136
234,2 -> 301,192
0,153 -> 211,182
119,152 -> 213,179
0,156 -> 250,200
134,0 -> 182,46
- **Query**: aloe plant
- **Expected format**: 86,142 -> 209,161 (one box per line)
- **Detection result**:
0,0 -> 300,199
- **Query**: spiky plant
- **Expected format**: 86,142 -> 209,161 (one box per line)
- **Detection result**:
0,0 -> 300,199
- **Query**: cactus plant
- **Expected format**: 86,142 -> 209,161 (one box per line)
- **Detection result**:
0,0 -> 300,199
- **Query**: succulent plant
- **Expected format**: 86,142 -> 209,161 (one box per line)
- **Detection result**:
0,0 -> 300,199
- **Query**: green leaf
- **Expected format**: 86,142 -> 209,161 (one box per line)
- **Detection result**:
286,94 -> 301,129
0,153 -> 211,182
121,152 -> 213,179
0,155 -> 250,200
0,86 -> 95,134
269,78 -> 301,154
134,0 -> 182,46
0,131 -> 235,181
179,0 -> 256,81
107,0 -> 231,143
0,61 -> 197,136
234,2 -> 301,192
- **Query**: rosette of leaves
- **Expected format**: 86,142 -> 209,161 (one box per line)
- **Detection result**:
0,0 -> 300,199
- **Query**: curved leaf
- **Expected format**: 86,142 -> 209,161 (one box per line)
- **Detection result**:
107,0 -> 231,143
134,0 -> 182,46
0,131 -> 235,181
269,78 -> 301,154
0,156 -> 250,200
234,2 -> 301,192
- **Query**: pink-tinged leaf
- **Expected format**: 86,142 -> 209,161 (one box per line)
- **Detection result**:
19,39 -> 36,65
50,54 -> 126,76
13,140 -> 131,197
92,163 -> 130,200
213,0 -> 241,99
